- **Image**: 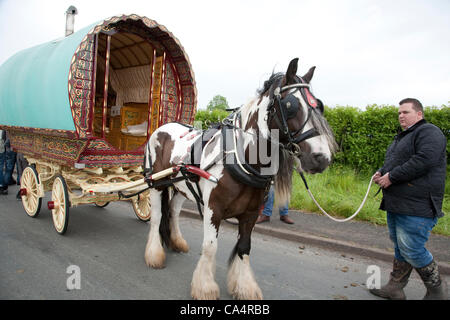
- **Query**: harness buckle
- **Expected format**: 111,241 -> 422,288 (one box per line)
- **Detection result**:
288,142 -> 302,157
221,118 -> 233,126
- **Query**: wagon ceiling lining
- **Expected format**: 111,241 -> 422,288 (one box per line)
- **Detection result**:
97,32 -> 154,70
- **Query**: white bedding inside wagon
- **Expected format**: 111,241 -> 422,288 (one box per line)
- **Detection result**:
121,120 -> 148,136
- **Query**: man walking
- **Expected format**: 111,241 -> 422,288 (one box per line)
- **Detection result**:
1,130 -> 17,195
370,98 -> 447,300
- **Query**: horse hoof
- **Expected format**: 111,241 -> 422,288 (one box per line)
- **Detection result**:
171,237 -> 189,253
227,255 -> 263,300
230,287 -> 263,300
144,250 -> 166,269
191,283 -> 220,300
228,277 -> 263,300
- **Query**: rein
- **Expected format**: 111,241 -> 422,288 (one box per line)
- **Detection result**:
298,171 -> 375,222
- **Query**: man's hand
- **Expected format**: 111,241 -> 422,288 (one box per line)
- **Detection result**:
372,172 -> 381,184
375,172 -> 392,189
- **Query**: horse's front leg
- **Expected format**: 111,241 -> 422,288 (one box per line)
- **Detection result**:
191,204 -> 220,300
144,189 -> 166,269
227,212 -> 263,300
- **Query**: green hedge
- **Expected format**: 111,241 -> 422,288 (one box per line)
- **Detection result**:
324,104 -> 450,173
194,109 -> 230,130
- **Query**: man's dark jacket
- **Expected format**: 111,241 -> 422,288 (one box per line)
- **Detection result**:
379,119 -> 447,218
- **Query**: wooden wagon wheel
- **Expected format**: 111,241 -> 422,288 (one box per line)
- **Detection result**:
94,201 -> 110,208
50,175 -> 70,234
131,190 -> 151,221
20,165 -> 42,217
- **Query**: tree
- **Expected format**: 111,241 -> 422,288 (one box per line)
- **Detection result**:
195,95 -> 231,129
206,95 -> 229,112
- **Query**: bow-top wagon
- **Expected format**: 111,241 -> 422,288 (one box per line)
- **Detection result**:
0,14 -> 197,234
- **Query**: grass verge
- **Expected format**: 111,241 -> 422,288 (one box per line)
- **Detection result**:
289,165 -> 449,236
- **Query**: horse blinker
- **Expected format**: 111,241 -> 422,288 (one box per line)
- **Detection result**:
280,94 -> 300,119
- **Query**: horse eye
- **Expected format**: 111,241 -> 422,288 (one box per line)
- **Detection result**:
317,99 -> 324,113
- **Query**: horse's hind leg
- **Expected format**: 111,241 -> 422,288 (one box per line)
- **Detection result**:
144,189 -> 166,269
169,190 -> 189,253
191,205 -> 220,300
227,213 -> 263,300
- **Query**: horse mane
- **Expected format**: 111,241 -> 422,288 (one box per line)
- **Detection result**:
273,148 -> 294,208
257,72 -> 284,97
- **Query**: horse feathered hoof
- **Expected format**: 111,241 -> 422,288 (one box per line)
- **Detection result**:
230,286 -> 263,300
144,245 -> 166,269
191,280 -> 220,300
191,258 -> 220,300
145,254 -> 166,269
170,236 -> 189,253
227,255 -> 263,300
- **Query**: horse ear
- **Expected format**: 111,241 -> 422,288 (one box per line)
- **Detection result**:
286,58 -> 299,85
302,66 -> 316,83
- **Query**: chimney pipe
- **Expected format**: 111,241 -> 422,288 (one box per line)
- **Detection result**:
65,6 -> 78,37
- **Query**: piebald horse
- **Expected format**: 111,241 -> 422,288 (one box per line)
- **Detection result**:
143,58 -> 336,300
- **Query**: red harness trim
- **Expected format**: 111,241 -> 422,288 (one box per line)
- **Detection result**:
304,88 -> 318,108
183,165 -> 217,182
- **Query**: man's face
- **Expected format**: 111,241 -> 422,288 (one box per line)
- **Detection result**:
398,103 -> 423,130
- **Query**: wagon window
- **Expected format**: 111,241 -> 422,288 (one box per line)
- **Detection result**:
93,31 -> 155,151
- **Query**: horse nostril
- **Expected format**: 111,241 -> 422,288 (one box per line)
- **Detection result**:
313,153 -> 324,161
313,153 -> 329,167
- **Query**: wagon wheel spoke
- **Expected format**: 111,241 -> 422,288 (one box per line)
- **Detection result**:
30,197 -> 37,208
29,191 -> 38,198
21,166 -> 42,218
132,191 -> 151,221
51,175 -> 70,235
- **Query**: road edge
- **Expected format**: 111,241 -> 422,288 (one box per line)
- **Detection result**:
180,208 -> 450,275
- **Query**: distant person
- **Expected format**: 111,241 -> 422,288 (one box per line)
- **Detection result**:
370,98 -> 447,300
15,153 -> 29,200
256,186 -> 294,224
0,130 -> 16,195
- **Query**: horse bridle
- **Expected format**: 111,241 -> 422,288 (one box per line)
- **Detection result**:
267,78 -> 322,156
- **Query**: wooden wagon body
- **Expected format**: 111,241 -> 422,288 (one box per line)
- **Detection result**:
0,14 -> 197,233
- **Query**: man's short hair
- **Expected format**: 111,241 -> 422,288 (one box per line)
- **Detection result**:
399,98 -> 424,113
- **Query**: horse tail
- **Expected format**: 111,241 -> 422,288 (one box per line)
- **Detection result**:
159,188 -> 171,248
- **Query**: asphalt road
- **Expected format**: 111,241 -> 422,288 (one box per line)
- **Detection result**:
0,194 -> 436,300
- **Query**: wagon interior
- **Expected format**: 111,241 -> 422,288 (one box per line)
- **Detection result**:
93,30 -> 163,151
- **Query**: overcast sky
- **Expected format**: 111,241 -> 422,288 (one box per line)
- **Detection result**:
0,0 -> 449,110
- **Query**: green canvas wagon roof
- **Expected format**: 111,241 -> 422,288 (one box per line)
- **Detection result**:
0,14 -> 197,137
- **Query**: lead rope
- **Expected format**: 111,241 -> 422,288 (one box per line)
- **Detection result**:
298,172 -> 375,222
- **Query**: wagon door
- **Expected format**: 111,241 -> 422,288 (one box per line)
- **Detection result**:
92,31 -> 165,151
